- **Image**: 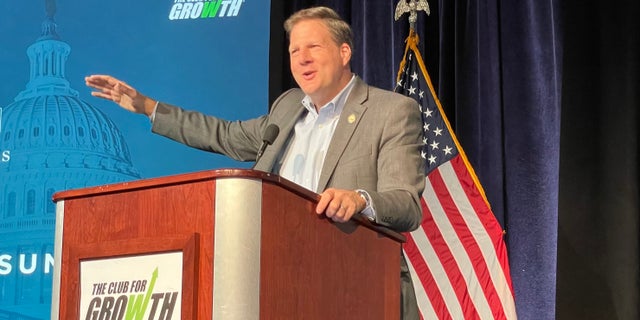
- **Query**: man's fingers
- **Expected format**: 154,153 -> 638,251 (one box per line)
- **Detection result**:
85,75 -> 112,88
316,188 -> 361,223
90,91 -> 115,101
115,81 -> 136,96
316,189 -> 335,214
331,205 -> 352,222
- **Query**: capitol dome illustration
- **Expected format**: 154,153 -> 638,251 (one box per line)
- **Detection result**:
0,2 -> 140,318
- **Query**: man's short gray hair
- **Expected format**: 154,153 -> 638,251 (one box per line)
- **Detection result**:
284,6 -> 354,51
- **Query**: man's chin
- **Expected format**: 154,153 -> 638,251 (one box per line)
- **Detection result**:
298,85 -> 317,96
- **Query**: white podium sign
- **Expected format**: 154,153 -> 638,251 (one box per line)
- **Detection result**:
79,252 -> 183,319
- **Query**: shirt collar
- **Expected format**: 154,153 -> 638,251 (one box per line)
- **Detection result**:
301,75 -> 357,116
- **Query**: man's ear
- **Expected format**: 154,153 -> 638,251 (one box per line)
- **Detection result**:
340,43 -> 352,65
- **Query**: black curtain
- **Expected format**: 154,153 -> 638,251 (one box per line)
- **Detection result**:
270,0 -> 639,319
557,0 -> 640,319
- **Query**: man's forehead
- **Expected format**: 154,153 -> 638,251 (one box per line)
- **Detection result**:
289,21 -> 331,43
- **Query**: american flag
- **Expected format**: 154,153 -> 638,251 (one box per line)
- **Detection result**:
395,32 -> 517,319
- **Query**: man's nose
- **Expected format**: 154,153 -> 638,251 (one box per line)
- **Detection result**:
297,48 -> 312,64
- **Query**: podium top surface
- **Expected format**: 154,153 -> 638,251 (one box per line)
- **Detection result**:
53,169 -> 305,201
53,168 -> 405,242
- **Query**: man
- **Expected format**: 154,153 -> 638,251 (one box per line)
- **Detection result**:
86,6 -> 424,319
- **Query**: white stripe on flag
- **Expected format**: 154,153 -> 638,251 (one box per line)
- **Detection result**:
423,163 -> 494,319
404,245 -> 439,319
439,163 -> 518,318
420,178 -> 469,318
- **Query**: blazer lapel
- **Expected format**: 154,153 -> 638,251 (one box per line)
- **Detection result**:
317,78 -> 369,191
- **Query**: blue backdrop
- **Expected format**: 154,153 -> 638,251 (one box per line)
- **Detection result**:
0,0 -> 270,318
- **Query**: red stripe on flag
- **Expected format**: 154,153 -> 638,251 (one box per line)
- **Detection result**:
449,156 -> 506,247
450,156 -> 514,290
437,157 -> 509,319
424,168 -> 481,320
451,157 -> 514,319
404,200 -> 451,319
404,235 -> 451,319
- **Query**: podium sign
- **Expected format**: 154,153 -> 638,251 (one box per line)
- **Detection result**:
79,252 -> 183,319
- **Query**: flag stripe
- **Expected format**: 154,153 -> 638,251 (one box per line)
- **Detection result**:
404,230 -> 449,320
406,200 -> 460,319
441,157 -> 509,319
425,163 -> 490,319
449,157 -> 518,318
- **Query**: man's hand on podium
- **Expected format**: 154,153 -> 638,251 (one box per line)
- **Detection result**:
316,188 -> 367,223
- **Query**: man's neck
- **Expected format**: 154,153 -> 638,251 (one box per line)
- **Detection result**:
311,73 -> 355,112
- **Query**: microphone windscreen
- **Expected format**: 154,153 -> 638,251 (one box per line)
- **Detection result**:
263,124 -> 280,145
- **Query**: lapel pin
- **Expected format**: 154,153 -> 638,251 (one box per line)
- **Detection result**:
348,114 -> 356,124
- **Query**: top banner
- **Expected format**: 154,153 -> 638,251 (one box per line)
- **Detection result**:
0,0 -> 271,318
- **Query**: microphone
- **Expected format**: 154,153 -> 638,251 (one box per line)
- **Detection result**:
255,124 -> 279,162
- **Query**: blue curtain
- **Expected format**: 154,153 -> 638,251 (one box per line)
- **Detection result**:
271,0 -> 639,319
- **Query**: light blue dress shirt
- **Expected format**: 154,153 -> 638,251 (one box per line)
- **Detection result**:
275,76 -> 356,192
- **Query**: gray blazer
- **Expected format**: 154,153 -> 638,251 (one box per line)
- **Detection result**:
152,76 -> 424,319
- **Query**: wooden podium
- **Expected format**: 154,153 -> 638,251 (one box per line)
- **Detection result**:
51,169 -> 404,319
